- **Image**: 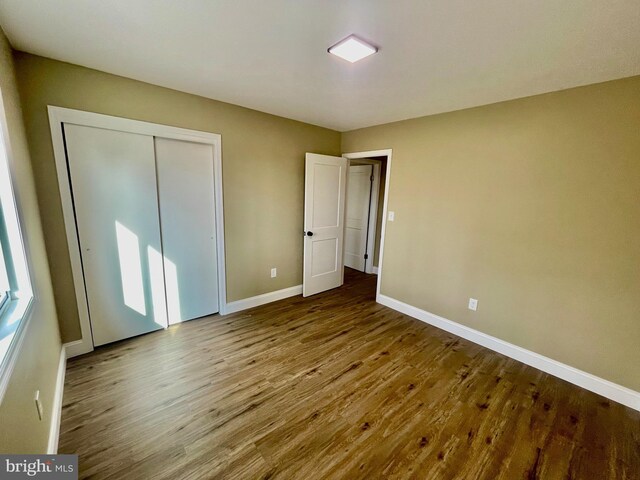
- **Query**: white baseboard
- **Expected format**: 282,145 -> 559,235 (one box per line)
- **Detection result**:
372,266 -> 379,275
47,346 -> 66,454
64,338 -> 92,359
224,285 -> 303,315
377,294 -> 640,412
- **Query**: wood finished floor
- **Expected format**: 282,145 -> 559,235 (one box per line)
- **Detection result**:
60,269 -> 640,479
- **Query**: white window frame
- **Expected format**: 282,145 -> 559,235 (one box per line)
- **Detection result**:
0,238 -> 11,311
0,91 -> 35,403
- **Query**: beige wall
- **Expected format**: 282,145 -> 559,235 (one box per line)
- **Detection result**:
13,52 -> 341,343
343,76 -> 640,392
0,30 -> 62,453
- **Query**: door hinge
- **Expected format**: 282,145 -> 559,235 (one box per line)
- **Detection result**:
370,175 -> 374,181
364,253 -> 369,260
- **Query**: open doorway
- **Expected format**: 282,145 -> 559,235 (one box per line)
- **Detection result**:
342,150 -> 391,298
302,149 -> 391,299
344,156 -> 387,275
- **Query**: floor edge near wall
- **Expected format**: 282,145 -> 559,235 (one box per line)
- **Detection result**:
377,294 -> 640,412
47,346 -> 67,454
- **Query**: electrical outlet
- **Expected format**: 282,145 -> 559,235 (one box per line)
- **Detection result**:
388,211 -> 395,221
270,267 -> 277,278
468,298 -> 478,311
34,390 -> 43,421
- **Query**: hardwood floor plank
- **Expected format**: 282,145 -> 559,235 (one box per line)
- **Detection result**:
59,268 -> 640,479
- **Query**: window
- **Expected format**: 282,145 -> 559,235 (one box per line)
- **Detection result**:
0,237 -> 11,309
0,92 -> 33,396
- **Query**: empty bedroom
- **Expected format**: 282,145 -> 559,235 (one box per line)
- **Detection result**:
0,1 -> 638,479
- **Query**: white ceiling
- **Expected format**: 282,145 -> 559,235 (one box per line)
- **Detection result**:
1,0 -> 639,131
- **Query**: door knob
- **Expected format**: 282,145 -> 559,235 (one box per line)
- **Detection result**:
306,231 -> 314,237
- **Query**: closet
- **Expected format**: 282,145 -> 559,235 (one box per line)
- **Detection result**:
58,113 -> 222,348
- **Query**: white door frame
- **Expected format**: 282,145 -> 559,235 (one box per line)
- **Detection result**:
345,159 -> 381,274
343,149 -> 392,300
48,106 -> 228,358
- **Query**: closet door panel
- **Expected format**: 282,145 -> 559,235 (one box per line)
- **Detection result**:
155,137 -> 219,323
65,124 -> 167,346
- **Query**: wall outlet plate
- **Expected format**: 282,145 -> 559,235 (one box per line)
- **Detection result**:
270,267 -> 277,278
468,298 -> 478,311
388,211 -> 395,221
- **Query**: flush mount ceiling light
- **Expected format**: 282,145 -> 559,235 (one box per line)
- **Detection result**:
328,35 -> 378,63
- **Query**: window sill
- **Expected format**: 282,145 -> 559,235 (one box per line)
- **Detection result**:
0,294 -> 34,403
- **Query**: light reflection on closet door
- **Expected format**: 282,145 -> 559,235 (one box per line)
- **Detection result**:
154,137 -> 219,324
65,124 -> 167,346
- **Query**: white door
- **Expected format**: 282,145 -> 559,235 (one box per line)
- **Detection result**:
65,124 -> 168,346
155,137 -> 219,324
303,153 -> 348,297
344,165 -> 372,271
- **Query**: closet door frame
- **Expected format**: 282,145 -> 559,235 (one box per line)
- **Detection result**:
48,106 -> 227,358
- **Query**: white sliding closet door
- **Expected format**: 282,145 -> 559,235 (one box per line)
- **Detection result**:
65,124 -> 168,346
155,137 -> 219,324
